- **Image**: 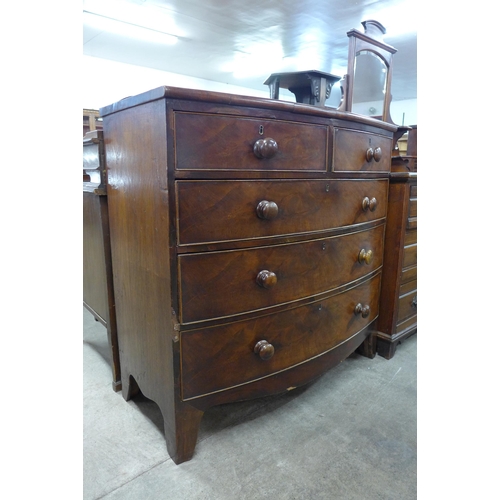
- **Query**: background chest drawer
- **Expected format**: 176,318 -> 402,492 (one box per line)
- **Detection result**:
405,229 -> 417,246
402,244 -> 417,268
401,265 -> 417,284
176,179 -> 388,246
181,273 -> 381,400
397,286 -> 417,325
178,224 -> 384,324
333,128 -> 391,172
174,112 -> 328,171
408,198 -> 417,218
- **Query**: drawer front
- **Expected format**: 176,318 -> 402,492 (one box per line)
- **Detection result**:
405,228 -> 417,246
181,273 -> 381,400
402,244 -> 417,268
176,179 -> 388,246
407,217 -> 417,230
174,112 -> 328,171
178,224 -> 385,324
397,288 -> 417,324
410,184 -> 417,198
408,198 -> 417,218
401,265 -> 417,284
400,278 -> 417,297
333,128 -> 391,172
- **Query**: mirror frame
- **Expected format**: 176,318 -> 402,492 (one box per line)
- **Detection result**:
339,20 -> 397,123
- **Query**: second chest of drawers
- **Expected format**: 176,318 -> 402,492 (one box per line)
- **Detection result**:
375,126 -> 417,359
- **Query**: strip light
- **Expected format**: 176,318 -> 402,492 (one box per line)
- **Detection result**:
83,10 -> 178,45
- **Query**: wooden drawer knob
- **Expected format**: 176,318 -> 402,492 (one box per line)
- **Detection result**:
253,138 -> 278,159
362,197 -> 377,212
254,340 -> 275,360
358,249 -> 373,265
256,200 -> 279,220
366,147 -> 382,162
411,295 -> 417,308
354,303 -> 370,318
256,270 -> 278,289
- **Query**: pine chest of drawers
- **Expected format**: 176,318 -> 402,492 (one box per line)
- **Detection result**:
100,86 -> 397,464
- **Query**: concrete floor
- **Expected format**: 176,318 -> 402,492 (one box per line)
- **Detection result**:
83,307 -> 417,500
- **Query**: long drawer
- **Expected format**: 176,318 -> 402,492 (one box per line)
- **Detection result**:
181,273 -> 381,400
333,128 -> 392,172
176,179 -> 388,246
174,112 -> 328,171
178,224 -> 384,324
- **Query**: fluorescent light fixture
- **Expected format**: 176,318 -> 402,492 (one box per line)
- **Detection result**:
223,41 -> 285,79
84,11 -> 178,45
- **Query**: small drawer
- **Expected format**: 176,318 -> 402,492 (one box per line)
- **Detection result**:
408,198 -> 417,218
402,244 -> 417,268
397,289 -> 417,324
333,128 -> 392,172
401,265 -> 417,284
404,228 -> 417,246
396,314 -> 417,335
399,278 -> 417,297
176,179 -> 388,246
410,184 -> 417,198
181,273 -> 381,400
174,112 -> 328,171
178,224 -> 385,324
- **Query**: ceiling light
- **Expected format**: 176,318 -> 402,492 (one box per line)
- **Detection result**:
224,41 -> 285,79
83,11 -> 178,45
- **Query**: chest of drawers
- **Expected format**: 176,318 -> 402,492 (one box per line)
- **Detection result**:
83,130 -> 121,391
375,126 -> 417,359
100,86 -> 397,463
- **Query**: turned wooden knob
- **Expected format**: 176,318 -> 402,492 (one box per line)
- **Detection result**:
254,340 -> 275,360
358,249 -> 373,265
256,270 -> 277,289
366,147 -> 374,162
253,138 -> 278,159
366,147 -> 382,162
256,200 -> 279,220
362,197 -> 377,212
354,303 -> 371,318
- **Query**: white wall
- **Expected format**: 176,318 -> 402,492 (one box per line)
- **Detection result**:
390,98 -> 417,126
82,55 -> 270,110
83,55 -> 416,126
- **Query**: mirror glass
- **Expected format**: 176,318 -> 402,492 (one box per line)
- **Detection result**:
351,50 -> 387,118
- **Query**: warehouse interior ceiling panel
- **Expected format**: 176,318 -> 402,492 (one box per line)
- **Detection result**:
83,0 -> 417,102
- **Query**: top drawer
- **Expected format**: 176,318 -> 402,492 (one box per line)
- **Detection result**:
333,128 -> 391,172
174,112 -> 328,171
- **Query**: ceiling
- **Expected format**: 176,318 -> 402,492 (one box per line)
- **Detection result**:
83,0 -> 417,103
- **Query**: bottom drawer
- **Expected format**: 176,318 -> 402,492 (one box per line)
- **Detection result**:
181,273 -> 381,400
397,286 -> 417,324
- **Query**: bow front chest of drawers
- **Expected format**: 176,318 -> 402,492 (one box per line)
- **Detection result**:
100,86 -> 397,464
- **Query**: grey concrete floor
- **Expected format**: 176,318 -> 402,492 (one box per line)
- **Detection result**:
83,307 -> 417,500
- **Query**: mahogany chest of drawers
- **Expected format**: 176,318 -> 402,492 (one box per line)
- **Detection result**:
375,126 -> 417,358
83,130 -> 121,391
100,86 -> 397,463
